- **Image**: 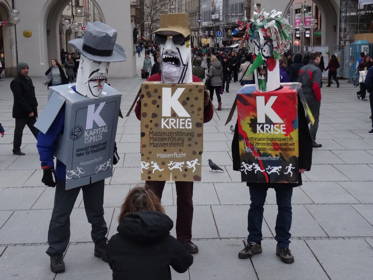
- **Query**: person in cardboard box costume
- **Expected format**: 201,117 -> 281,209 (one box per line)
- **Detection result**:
36,22 -> 125,273
135,13 -> 213,254
230,10 -> 313,264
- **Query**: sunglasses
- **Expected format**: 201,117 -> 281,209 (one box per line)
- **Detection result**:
155,34 -> 190,46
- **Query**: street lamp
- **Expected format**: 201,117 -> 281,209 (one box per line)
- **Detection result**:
10,7 -> 21,67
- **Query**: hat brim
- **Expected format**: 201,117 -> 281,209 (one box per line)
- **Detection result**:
154,27 -> 190,38
69,38 -> 126,62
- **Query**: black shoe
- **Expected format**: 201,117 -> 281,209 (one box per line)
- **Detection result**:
182,241 -> 199,254
50,255 -> 65,273
276,247 -> 294,264
369,129 -> 373,134
238,241 -> 262,259
326,85 -> 331,87
312,142 -> 322,148
13,150 -> 25,156
94,240 -> 108,262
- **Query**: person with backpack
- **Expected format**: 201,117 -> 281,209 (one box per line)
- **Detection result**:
107,186 -> 193,280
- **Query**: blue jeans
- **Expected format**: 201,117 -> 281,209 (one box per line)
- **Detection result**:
247,186 -> 293,248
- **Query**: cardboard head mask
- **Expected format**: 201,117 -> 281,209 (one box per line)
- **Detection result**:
68,21 -> 126,98
235,10 -> 291,92
76,56 -> 109,98
155,14 -> 192,84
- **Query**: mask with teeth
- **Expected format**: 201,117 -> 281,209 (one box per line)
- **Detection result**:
76,55 -> 110,99
159,35 -> 192,84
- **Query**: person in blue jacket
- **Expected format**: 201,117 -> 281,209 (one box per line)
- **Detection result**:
37,22 -> 126,274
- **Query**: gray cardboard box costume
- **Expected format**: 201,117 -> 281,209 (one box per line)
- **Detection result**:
35,21 -> 126,190
36,84 -> 121,190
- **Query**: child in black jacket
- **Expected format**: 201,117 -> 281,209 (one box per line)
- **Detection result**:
107,186 -> 193,280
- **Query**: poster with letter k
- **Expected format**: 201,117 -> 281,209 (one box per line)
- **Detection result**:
237,86 -> 299,184
140,82 -> 204,181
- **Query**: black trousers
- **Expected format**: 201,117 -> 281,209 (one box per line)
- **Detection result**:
233,68 -> 239,82
370,92 -> 373,128
223,74 -> 231,92
358,83 -> 367,99
209,86 -> 222,104
327,71 -> 339,87
146,181 -> 193,242
13,117 -> 38,152
46,180 -> 107,256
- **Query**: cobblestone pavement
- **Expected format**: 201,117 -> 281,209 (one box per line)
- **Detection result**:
0,70 -> 373,279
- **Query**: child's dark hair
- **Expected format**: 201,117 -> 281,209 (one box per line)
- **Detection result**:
118,185 -> 164,222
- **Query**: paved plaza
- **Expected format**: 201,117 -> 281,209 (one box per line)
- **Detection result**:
0,71 -> 373,279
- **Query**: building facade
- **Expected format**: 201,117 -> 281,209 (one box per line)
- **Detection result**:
0,0 -> 135,78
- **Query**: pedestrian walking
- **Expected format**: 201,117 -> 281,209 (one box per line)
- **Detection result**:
136,44 -> 142,57
288,53 -> 303,82
192,57 -> 205,81
10,63 -> 39,155
45,59 -> 68,87
141,52 -> 152,79
357,56 -> 370,100
298,52 -> 323,148
230,52 -> 240,82
326,55 -> 340,88
0,122 -> 4,137
318,55 -> 325,87
222,55 -> 232,92
207,55 -> 223,110
107,186 -> 193,280
151,55 -> 161,76
365,63 -> 373,133
64,54 -> 76,83
280,59 -> 290,83
239,55 -> 254,85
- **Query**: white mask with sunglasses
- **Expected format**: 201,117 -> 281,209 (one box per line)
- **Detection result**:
76,56 -> 110,99
156,33 -> 193,84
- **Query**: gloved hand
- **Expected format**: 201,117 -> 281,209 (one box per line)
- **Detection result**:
42,168 -> 56,187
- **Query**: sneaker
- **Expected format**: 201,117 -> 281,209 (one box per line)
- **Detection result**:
13,150 -> 26,156
94,240 -> 108,262
369,129 -> 373,134
50,255 -> 65,273
238,241 -> 262,259
276,247 -> 294,264
182,241 -> 199,254
312,142 -> 322,148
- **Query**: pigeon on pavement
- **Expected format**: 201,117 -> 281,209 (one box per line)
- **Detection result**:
208,159 -> 224,172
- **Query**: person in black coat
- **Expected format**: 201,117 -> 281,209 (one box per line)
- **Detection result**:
10,63 -> 39,155
288,53 -> 303,82
365,65 -> 373,133
222,56 -> 232,93
232,98 -> 313,264
107,186 -> 193,280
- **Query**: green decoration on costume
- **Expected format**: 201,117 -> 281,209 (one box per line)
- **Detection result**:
248,54 -> 265,75
258,78 -> 267,91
